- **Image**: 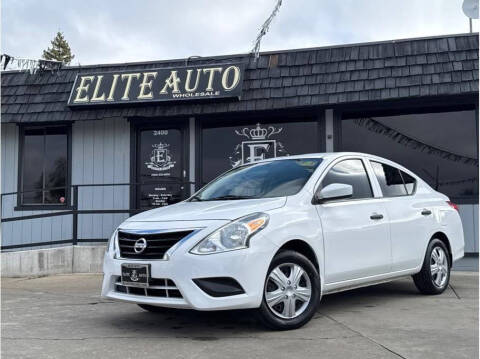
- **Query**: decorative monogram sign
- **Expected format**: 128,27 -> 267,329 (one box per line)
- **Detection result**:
145,142 -> 176,171
68,63 -> 245,106
229,123 -> 289,167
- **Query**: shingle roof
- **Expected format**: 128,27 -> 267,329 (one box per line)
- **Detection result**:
1,33 -> 478,123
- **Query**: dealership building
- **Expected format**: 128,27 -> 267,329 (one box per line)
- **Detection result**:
1,33 -> 478,262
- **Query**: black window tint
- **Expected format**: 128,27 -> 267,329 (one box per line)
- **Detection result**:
137,128 -> 184,209
22,129 -> 44,203
320,159 -> 373,199
21,127 -> 69,205
371,161 -> 408,197
341,110 -> 478,203
201,121 -> 320,184
400,170 -> 416,195
44,130 -> 68,204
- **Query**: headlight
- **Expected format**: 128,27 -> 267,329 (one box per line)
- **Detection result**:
190,212 -> 269,255
107,230 -> 117,256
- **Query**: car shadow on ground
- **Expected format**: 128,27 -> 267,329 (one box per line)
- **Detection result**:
103,278 -> 423,335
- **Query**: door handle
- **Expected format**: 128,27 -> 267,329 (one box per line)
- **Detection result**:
421,209 -> 432,216
370,213 -> 384,220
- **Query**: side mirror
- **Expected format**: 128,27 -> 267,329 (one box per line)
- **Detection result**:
312,183 -> 353,204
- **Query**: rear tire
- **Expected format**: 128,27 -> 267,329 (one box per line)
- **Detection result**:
257,250 -> 320,330
413,239 -> 450,295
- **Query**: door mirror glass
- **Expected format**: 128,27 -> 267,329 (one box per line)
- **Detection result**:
314,183 -> 353,204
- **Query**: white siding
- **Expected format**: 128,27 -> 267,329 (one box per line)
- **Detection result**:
72,118 -> 130,240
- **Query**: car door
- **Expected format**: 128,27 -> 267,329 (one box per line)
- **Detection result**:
314,158 -> 391,284
368,160 -> 434,271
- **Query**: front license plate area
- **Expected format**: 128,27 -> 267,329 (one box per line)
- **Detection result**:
121,263 -> 150,288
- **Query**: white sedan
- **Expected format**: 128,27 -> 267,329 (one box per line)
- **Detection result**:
102,152 -> 464,330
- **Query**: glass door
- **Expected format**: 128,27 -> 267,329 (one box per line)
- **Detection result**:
135,126 -> 187,209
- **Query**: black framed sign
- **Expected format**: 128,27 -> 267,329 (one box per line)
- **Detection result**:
68,62 -> 245,106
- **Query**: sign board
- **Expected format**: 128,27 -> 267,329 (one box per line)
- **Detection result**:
67,62 -> 245,106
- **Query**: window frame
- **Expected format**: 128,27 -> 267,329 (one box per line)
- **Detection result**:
15,124 -> 73,211
313,156 -> 374,204
369,160 -> 417,198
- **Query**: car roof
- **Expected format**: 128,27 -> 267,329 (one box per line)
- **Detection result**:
253,152 -> 385,162
253,152 -> 420,178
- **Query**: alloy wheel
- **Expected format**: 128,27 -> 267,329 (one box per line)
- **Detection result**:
430,246 -> 448,288
265,263 -> 312,319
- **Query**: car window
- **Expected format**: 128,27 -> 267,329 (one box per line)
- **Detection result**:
371,161 -> 408,197
399,170 -> 416,195
320,159 -> 373,200
193,158 -> 322,201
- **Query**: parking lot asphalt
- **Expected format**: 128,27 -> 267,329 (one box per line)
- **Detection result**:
1,272 -> 478,359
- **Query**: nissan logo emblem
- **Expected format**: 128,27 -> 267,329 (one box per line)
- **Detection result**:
134,238 -> 147,254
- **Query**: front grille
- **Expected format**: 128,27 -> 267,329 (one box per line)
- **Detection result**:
118,230 -> 193,259
114,277 -> 183,298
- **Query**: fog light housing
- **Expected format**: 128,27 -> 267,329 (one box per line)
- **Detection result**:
193,277 -> 245,297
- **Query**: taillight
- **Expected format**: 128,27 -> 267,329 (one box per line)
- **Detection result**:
447,201 -> 459,211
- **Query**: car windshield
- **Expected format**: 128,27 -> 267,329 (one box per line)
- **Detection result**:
191,158 -> 322,201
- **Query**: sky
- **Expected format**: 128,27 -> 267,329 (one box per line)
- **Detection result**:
1,0 -> 479,66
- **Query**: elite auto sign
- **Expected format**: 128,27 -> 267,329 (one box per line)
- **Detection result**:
67,62 -> 244,106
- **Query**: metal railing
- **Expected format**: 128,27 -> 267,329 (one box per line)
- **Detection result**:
0,182 -> 194,251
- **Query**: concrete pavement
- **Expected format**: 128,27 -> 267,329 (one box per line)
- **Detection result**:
1,272 -> 478,359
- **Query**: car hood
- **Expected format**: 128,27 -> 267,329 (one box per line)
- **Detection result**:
126,197 -> 287,222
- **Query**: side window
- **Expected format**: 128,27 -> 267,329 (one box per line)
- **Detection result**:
20,126 -> 70,206
399,170 -> 416,195
320,159 -> 373,200
371,161 -> 408,197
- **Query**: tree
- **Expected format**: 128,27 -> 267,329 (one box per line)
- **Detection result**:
42,32 -> 75,64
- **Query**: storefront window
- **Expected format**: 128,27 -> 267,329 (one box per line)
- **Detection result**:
201,120 -> 321,184
341,110 -> 478,203
20,126 -> 69,206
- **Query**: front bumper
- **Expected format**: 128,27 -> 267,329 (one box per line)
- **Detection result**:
101,226 -> 275,311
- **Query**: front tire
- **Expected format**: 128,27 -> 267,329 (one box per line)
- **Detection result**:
413,239 -> 450,294
257,250 -> 320,330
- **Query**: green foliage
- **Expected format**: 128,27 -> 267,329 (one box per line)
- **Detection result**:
42,32 -> 75,64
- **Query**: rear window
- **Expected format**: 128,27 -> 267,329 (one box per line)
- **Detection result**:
371,161 -> 416,197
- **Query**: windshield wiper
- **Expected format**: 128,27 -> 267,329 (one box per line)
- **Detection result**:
205,195 -> 255,201
189,195 -> 203,202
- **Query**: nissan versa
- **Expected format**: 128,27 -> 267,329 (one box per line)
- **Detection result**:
102,153 -> 464,330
